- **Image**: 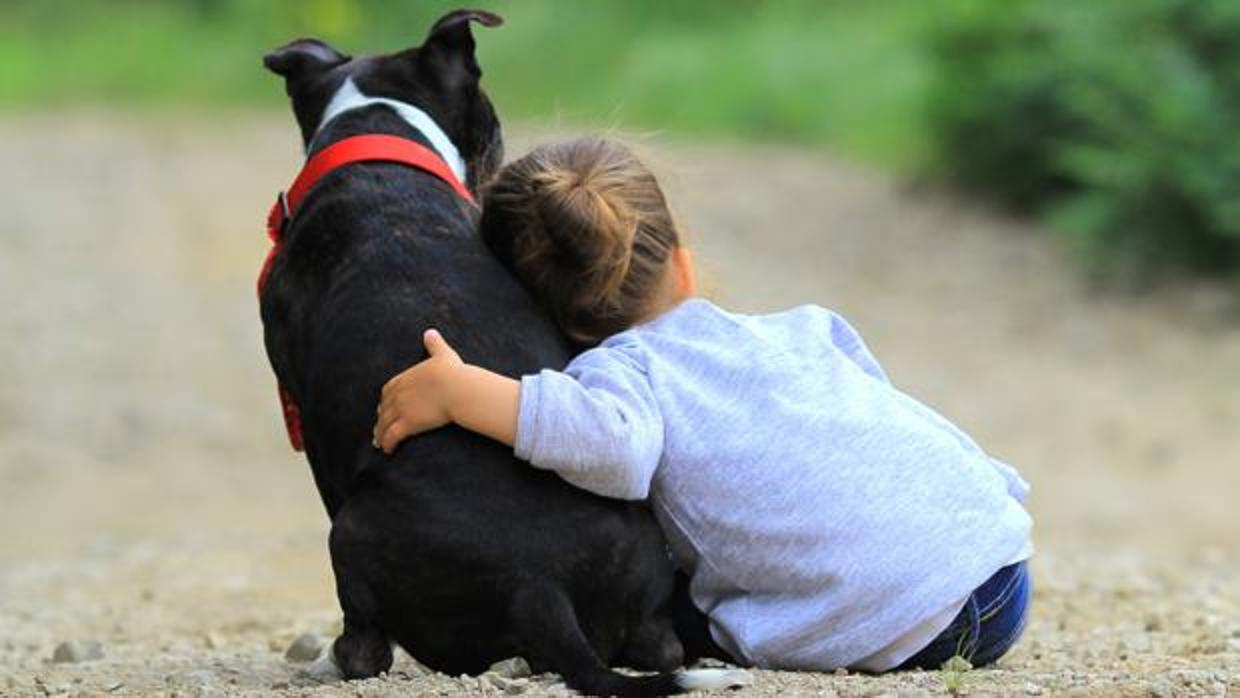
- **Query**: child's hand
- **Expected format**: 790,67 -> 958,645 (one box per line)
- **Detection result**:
373,329 -> 463,453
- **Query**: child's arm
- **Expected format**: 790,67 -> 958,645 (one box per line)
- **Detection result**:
374,329 -> 519,451
374,329 -> 663,500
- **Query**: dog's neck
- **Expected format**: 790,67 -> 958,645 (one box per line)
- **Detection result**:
310,78 -> 467,184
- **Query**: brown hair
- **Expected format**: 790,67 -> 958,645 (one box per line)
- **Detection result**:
480,137 -> 681,345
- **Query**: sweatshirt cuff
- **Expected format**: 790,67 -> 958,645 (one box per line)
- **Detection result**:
513,373 -> 544,463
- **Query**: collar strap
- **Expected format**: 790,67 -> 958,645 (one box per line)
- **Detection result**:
260,131 -> 477,293
258,133 -> 477,452
311,78 -> 468,184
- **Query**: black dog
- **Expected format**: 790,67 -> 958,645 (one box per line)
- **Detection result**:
259,9 -> 746,696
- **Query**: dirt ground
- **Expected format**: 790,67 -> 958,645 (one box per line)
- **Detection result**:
1,111 -> 1238,697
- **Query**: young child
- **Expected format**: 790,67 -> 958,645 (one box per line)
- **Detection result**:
372,137 -> 1033,673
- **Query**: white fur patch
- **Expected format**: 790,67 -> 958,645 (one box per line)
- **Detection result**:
312,77 -> 468,184
675,667 -> 754,691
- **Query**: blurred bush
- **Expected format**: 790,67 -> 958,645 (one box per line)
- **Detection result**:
927,0 -> 1240,285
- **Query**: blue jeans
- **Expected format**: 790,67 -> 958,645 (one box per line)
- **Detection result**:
897,561 -> 1031,670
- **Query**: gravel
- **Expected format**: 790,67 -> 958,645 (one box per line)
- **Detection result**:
283,633 -> 324,663
50,640 -> 104,663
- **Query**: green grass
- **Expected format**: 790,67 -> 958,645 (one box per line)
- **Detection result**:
0,0 -> 938,168
939,655 -> 974,696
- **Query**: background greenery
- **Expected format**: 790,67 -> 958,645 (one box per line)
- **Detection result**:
2,0 -> 1237,285
929,0 -> 1240,285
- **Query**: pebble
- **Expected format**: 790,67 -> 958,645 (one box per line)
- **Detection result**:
487,657 -> 532,679
1024,682 -> 1042,695
1147,681 -> 1174,698
201,632 -> 223,650
485,674 -> 530,695
51,641 -> 103,663
284,633 -> 324,663
895,689 -> 930,698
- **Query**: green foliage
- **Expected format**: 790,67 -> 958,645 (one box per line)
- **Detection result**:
7,0 -> 1237,284
0,0 -> 936,167
927,0 -> 1240,284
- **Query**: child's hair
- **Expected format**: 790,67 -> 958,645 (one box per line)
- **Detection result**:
480,136 -> 681,345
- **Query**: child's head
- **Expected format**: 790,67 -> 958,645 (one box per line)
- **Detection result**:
481,136 -> 692,345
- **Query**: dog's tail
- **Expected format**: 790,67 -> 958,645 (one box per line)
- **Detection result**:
510,581 -> 752,697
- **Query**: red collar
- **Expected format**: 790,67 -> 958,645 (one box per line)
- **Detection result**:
258,134 -> 476,451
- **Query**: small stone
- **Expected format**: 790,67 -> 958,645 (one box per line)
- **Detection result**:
202,632 -> 223,650
833,667 -> 848,676
1147,681 -> 1173,698
896,689 -> 930,698
284,633 -> 324,663
488,657 -> 531,679
51,641 -> 103,663
504,678 -> 529,695
1024,682 -> 1042,695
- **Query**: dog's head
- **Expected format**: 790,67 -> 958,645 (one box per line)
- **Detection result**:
263,9 -> 504,190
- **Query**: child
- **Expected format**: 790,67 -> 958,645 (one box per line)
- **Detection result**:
372,137 -> 1032,672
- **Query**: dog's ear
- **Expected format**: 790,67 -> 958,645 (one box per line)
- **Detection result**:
264,38 -> 351,78
418,9 -> 503,90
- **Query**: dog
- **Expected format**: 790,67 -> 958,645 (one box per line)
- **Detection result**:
259,9 -> 747,696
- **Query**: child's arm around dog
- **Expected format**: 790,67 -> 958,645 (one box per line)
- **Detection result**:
375,327 -> 665,500
374,329 -> 520,449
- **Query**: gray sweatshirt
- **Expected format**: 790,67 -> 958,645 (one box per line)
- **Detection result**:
514,299 -> 1032,670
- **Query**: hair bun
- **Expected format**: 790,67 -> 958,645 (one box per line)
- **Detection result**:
531,160 -> 638,304
479,136 -> 680,345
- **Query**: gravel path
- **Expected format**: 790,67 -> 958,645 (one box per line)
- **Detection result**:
2,112 -> 1238,697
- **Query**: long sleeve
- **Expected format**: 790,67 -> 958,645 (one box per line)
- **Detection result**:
513,345 -> 664,500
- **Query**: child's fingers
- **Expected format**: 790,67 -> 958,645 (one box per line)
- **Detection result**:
380,367 -> 412,402
423,328 -> 460,361
373,403 -> 400,448
423,328 -> 447,356
379,417 -> 412,454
